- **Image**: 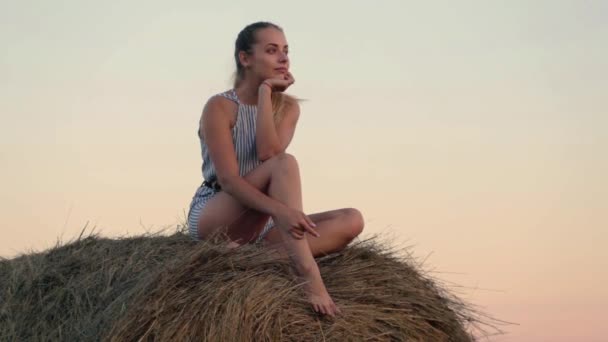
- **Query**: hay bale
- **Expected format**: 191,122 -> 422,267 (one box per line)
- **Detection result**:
0,225 -> 507,341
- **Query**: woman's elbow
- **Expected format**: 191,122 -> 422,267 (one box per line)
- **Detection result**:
217,174 -> 239,192
258,147 -> 283,162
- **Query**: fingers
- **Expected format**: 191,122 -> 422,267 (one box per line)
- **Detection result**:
305,216 -> 316,229
302,223 -> 320,237
295,229 -> 304,239
286,71 -> 295,83
282,210 -> 320,238
273,72 -> 293,90
290,228 -> 305,239
266,77 -> 291,92
284,72 -> 293,82
303,217 -> 320,237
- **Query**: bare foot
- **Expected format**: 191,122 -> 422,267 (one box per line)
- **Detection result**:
298,267 -> 342,317
306,287 -> 341,317
226,240 -> 241,249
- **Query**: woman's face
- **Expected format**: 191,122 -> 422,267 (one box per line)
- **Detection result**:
242,28 -> 290,81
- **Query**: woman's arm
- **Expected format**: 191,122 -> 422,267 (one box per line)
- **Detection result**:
203,96 -> 286,217
255,84 -> 281,160
256,85 -> 300,161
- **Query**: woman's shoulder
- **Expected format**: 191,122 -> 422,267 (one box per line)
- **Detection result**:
212,88 -> 238,101
206,89 -> 238,107
214,88 -> 234,97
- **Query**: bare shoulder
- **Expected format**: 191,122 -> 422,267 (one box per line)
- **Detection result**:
199,92 -> 238,137
200,93 -> 240,183
203,92 -> 234,115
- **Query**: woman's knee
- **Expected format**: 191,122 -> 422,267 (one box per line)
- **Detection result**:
242,154 -> 296,190
269,152 -> 299,174
343,208 -> 364,239
267,152 -> 296,165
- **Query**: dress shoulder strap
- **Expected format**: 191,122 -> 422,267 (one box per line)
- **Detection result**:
214,89 -> 240,105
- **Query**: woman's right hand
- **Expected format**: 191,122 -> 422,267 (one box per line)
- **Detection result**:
272,205 -> 319,239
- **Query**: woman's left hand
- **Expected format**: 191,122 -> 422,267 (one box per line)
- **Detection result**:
289,225 -> 306,239
263,71 -> 295,92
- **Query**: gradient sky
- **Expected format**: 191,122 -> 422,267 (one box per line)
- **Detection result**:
1,1 -> 606,340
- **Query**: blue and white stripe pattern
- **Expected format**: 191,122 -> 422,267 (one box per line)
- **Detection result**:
187,88 -> 275,243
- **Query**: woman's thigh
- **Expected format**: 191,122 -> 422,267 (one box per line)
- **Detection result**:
196,153 -> 293,243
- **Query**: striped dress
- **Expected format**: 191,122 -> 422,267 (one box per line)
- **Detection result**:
187,88 -> 275,242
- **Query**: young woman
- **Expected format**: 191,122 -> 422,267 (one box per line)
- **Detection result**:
186,21 -> 365,317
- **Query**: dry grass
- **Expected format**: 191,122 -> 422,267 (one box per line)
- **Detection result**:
0,223 -> 511,341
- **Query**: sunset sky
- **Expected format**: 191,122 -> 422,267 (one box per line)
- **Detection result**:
1,1 -> 606,340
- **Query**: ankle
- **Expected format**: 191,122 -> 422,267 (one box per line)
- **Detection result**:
294,261 -> 318,277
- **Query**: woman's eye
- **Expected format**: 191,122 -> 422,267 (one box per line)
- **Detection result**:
267,49 -> 288,55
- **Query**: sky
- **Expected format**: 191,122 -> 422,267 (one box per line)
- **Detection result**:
1,0 -> 607,340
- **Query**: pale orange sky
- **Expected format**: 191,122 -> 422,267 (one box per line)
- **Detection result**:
1,1 -> 607,340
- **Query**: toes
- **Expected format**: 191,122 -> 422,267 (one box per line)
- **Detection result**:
312,301 -> 341,317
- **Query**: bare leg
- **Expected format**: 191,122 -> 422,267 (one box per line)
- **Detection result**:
264,208 -> 365,257
267,155 -> 340,316
226,240 -> 241,249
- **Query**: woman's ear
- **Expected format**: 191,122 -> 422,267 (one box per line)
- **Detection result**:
238,51 -> 251,68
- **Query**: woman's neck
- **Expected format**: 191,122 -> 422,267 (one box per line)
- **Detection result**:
234,79 -> 262,106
